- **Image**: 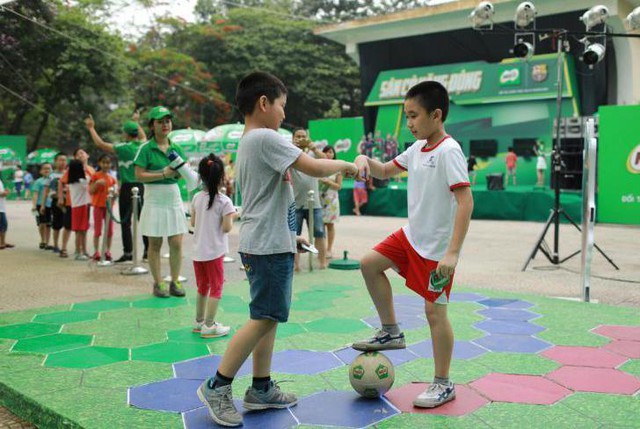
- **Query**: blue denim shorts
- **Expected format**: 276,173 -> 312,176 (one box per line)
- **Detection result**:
295,208 -> 325,239
240,252 -> 295,323
0,212 -> 7,233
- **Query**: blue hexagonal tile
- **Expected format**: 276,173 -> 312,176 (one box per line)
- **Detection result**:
129,378 -> 202,412
173,355 -> 253,380
473,334 -> 552,353
363,315 -> 426,330
450,292 -> 487,302
393,295 -> 424,308
409,340 -> 487,359
292,391 -> 398,427
475,320 -> 545,336
334,347 -> 418,366
271,350 -> 343,375
184,402 -> 297,429
478,308 -> 540,321
478,299 -> 535,309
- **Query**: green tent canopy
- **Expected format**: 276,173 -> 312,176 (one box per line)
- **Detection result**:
0,147 -> 18,164
168,129 -> 206,157
26,148 -> 58,165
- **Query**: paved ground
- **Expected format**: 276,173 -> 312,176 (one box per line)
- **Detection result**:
1,200 -> 639,428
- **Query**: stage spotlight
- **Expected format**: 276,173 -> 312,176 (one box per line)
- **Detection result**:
470,1 -> 495,29
627,6 -> 640,31
582,43 -> 605,65
514,2 -> 537,28
513,41 -> 534,60
580,5 -> 609,30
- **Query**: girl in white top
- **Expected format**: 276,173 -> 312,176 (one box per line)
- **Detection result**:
190,154 -> 237,338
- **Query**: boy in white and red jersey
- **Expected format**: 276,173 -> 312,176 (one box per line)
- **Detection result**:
352,80 -> 474,409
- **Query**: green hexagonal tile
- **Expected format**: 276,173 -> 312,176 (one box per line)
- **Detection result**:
32,311 -> 99,325
619,359 -> 640,378
167,327 -> 234,344
471,352 -> 560,375
305,317 -> 368,334
131,341 -> 209,363
82,360 -> 174,389
291,299 -> 329,311
219,296 -> 249,313
377,413 -> 491,429
472,402 -> 600,428
296,290 -> 348,301
45,346 -> 129,369
1,366 -> 83,395
131,297 -> 188,309
276,323 -> 307,339
72,300 -> 131,312
0,323 -> 61,340
12,334 -> 93,354
557,393 -> 640,427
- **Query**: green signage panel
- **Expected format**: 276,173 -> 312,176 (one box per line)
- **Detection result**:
308,117 -> 364,162
597,105 -> 640,225
366,54 -> 576,107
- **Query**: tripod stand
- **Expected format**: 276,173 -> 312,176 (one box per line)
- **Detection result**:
521,32 -> 618,272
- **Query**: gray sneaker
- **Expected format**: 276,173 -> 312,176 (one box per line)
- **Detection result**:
351,329 -> 406,351
170,281 -> 186,297
243,380 -> 297,410
197,381 -> 242,427
153,282 -> 170,298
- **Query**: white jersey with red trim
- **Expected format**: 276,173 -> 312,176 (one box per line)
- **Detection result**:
392,135 -> 470,260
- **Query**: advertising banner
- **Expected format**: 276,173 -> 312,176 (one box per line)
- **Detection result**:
308,117 -> 364,162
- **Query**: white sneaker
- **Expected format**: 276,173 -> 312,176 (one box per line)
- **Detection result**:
201,322 -> 231,338
193,320 -> 204,333
413,382 -> 456,408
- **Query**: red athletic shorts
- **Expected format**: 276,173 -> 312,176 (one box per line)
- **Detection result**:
71,205 -> 90,232
93,207 -> 114,238
374,228 -> 454,304
193,257 -> 225,298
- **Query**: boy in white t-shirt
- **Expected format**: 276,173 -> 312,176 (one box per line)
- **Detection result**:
190,154 -> 237,339
352,81 -> 474,409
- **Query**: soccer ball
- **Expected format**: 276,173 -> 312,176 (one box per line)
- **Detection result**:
349,351 -> 395,398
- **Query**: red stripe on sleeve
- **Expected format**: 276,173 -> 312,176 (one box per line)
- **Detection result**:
450,182 -> 471,191
393,159 -> 407,171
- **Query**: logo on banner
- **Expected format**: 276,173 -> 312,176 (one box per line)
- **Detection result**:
627,144 -> 640,174
531,64 -> 548,82
499,68 -> 521,86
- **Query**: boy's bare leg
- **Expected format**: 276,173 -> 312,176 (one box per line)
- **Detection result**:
217,319 -> 277,377
426,301 -> 454,378
360,251 -> 398,324
251,322 -> 277,377
315,237 -> 327,268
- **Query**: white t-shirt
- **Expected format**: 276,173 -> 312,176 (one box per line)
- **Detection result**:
393,135 -> 470,260
0,180 -> 6,213
68,179 -> 90,208
192,191 -> 236,261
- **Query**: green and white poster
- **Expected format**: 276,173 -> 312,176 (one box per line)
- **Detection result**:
308,117 -> 364,162
597,105 -> 640,225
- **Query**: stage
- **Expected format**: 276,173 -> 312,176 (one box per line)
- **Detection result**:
339,180 -> 582,222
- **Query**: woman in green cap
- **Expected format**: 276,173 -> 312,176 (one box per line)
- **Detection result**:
134,106 -> 188,298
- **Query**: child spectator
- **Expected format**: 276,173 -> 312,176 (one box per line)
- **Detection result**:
44,152 -> 67,253
32,163 -> 53,250
89,155 -> 117,261
0,177 -> 13,249
505,147 -> 518,187
67,159 -> 91,260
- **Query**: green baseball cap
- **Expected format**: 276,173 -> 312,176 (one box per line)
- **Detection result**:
148,106 -> 173,121
122,120 -> 139,136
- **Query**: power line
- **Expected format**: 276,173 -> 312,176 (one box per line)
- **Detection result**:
0,82 -> 57,118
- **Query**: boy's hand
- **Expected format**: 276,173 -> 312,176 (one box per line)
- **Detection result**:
39,206 -> 45,215
354,155 -> 369,181
296,236 -> 311,253
342,162 -> 359,179
436,252 -> 458,278
84,114 -> 95,130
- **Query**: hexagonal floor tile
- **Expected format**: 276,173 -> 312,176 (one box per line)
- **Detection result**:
32,311 -> 99,324
131,342 -> 209,363
184,402 -> 297,429
409,340 -> 487,360
129,378 -> 202,412
541,346 -> 628,368
475,320 -> 545,336
131,297 -> 188,309
473,334 -> 552,353
219,296 -> 248,313
593,325 -> 640,342
173,355 -> 253,380
71,300 -> 131,312
305,318 -> 368,334
292,391 -> 398,427
334,347 -> 418,367
363,315 -> 426,330
0,323 -> 61,340
450,292 -> 486,302
602,340 -> 640,359
393,295 -> 424,307
469,373 -> 571,405
477,308 -> 540,321
271,350 -> 343,374
12,333 -> 93,354
167,327 -> 233,345
275,323 -> 306,339
478,299 -> 534,309
546,366 -> 640,394
386,382 -> 489,416
45,346 -> 129,369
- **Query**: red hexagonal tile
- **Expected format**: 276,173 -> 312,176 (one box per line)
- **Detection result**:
541,346 -> 628,368
469,373 -> 571,405
546,366 -> 640,394
602,340 -> 640,359
593,325 -> 640,342
385,383 -> 489,416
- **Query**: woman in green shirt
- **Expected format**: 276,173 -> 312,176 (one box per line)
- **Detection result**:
134,106 -> 187,298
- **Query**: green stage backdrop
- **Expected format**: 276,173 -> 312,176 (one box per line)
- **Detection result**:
308,117 -> 364,162
597,105 -> 640,225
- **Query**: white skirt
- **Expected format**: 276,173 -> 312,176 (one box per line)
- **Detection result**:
139,184 -> 188,237
536,156 -> 548,170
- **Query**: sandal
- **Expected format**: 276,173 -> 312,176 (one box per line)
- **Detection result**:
59,249 -> 69,258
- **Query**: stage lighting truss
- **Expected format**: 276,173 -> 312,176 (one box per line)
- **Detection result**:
579,5 -> 609,68
470,1 -> 495,30
512,2 -> 537,61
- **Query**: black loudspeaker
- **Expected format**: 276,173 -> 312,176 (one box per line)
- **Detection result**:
486,173 -> 504,191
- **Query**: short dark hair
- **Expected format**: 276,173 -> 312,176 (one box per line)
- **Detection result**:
54,152 -> 67,161
235,72 -> 287,116
405,81 -> 449,122
97,154 -> 112,164
292,127 -> 307,135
